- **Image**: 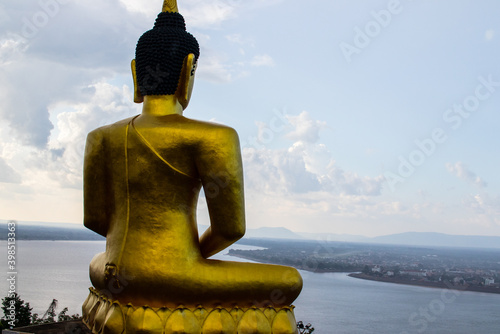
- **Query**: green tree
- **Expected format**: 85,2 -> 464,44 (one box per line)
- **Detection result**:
58,307 -> 74,322
362,265 -> 371,275
31,312 -> 43,324
1,293 -> 32,328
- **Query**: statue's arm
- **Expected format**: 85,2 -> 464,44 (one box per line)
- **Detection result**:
83,129 -> 109,237
197,127 -> 245,258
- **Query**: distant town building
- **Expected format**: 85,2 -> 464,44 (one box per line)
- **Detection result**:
485,278 -> 495,286
400,270 -> 426,277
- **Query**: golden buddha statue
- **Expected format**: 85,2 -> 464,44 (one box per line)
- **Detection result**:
82,1 -> 302,333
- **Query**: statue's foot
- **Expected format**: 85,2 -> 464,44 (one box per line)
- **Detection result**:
82,288 -> 298,334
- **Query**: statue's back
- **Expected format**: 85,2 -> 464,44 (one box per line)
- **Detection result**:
82,1 -> 302,332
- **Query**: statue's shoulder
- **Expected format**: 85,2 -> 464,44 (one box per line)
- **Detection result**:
180,116 -> 239,139
87,116 -> 138,138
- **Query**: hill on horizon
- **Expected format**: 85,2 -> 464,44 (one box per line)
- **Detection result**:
0,220 -> 103,240
2,220 -> 500,249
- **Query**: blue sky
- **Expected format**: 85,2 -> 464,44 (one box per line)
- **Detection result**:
0,0 -> 499,237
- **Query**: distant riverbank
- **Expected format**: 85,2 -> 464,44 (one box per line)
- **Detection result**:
227,253 -> 360,273
232,253 -> 500,295
349,273 -> 500,295
2,240 -> 500,333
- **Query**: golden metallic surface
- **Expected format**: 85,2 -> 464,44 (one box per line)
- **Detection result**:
130,60 -> 143,104
162,0 -> 178,13
83,289 -> 298,334
83,1 -> 302,332
84,93 -> 302,308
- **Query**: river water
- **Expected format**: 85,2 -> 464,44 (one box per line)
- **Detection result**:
1,241 -> 499,333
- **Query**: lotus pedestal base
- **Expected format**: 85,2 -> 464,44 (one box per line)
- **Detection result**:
82,288 -> 298,334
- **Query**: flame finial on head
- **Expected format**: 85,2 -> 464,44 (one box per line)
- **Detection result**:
162,0 -> 178,13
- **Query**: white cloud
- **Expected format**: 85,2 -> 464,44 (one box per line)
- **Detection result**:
485,29 -> 495,41
35,82 -> 138,188
238,111 -> 402,233
0,81 -> 138,192
226,34 -> 244,45
243,146 -> 322,195
285,111 -> 327,144
242,112 -> 384,198
119,0 -> 159,17
0,0 -> 272,213
461,193 -> 500,226
118,0 -> 285,30
196,52 -> 233,83
182,0 -> 237,28
225,34 -> 254,56
250,54 -> 274,67
0,1 -> 145,148
446,162 -> 487,188
182,0 -> 284,29
196,52 -> 275,82
0,55 -> 113,148
0,76 -> 137,221
0,38 -> 28,65
0,157 -> 21,184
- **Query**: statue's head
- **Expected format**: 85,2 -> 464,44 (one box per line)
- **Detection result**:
132,0 -> 200,109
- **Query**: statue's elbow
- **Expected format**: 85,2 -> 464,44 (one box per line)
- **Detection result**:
220,226 -> 245,243
84,218 -> 107,237
233,228 -> 245,241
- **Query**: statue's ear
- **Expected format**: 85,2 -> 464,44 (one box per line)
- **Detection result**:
176,53 -> 196,110
131,59 -> 144,103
